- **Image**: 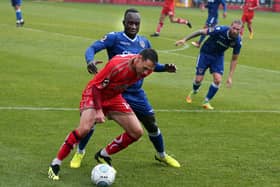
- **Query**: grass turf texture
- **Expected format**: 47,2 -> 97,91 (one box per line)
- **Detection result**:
0,1 -> 280,186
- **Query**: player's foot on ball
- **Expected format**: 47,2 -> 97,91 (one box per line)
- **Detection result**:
155,154 -> 181,168
70,151 -> 85,168
186,20 -> 192,28
191,41 -> 200,48
202,101 -> 214,110
95,149 -> 112,166
48,164 -> 60,180
150,32 -> 160,37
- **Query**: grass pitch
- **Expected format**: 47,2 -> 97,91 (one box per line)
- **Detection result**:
0,1 -> 279,186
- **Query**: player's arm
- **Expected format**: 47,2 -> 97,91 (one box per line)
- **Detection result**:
85,40 -> 105,74
91,85 -> 105,123
85,33 -> 115,74
221,0 -> 227,18
226,54 -> 239,88
175,28 -> 207,46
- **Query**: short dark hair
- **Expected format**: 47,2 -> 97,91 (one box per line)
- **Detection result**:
123,8 -> 139,20
139,48 -> 158,64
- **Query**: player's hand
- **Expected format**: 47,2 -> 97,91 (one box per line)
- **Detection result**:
95,109 -> 105,123
87,61 -> 103,74
226,77 -> 232,88
165,64 -> 177,73
175,40 -> 185,46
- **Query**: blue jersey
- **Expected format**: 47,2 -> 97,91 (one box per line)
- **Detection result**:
85,31 -> 166,93
85,31 -> 166,115
206,0 -> 226,26
201,26 -> 242,57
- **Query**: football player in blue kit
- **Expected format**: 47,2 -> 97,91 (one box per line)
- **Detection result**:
191,0 -> 227,48
70,8 -> 181,168
175,19 -> 242,110
11,0 -> 24,27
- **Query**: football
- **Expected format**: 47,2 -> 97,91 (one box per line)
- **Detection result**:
91,164 -> 116,187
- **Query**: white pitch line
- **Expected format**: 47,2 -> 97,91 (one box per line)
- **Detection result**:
0,106 -> 279,113
1,23 -> 279,74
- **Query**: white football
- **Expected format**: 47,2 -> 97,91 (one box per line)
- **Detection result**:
91,164 -> 116,187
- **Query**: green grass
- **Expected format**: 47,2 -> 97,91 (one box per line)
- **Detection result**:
0,1 -> 279,187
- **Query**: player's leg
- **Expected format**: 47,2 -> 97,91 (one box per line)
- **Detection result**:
203,56 -> 223,110
70,127 -> 95,168
247,16 -> 254,39
124,90 -> 180,167
95,113 -> 143,166
48,108 -> 97,180
12,0 -> 24,27
186,54 -> 207,103
138,113 -> 180,168
151,11 -> 166,37
169,13 -> 192,28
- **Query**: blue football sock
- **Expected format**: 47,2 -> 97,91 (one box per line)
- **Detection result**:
77,127 -> 95,152
149,128 -> 164,154
16,9 -> 22,21
193,81 -> 201,93
205,82 -> 219,101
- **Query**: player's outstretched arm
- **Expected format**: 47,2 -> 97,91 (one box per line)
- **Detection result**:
175,29 -> 207,46
226,54 -> 239,88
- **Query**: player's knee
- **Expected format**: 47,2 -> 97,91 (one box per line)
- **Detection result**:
213,79 -> 221,85
139,115 -> 158,133
128,127 -> 144,140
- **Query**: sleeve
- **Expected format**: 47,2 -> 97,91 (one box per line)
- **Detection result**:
84,32 -> 116,64
233,38 -> 242,55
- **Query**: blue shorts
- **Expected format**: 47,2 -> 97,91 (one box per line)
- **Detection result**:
122,89 -> 154,116
195,53 -> 224,75
206,16 -> 218,27
11,0 -> 22,6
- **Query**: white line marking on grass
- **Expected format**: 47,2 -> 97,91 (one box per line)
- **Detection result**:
1,23 -> 278,74
0,107 -> 279,113
158,44 -> 190,53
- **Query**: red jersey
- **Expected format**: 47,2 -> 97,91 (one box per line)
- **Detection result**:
243,0 -> 259,15
85,54 -> 152,101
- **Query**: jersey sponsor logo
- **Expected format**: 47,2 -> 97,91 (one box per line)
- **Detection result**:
120,41 -> 131,46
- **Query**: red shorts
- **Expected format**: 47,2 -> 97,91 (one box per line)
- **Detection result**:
161,6 -> 174,16
79,87 -> 133,115
241,13 -> 254,24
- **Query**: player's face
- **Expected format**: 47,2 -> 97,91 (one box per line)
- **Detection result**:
123,12 -> 141,39
229,23 -> 242,38
135,58 -> 155,77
